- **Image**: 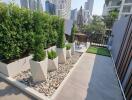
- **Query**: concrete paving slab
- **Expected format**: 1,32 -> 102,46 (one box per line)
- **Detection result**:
54,53 -> 123,100
0,77 -> 36,100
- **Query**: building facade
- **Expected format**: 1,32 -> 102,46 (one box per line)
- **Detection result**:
111,15 -> 132,100
55,0 -> 71,19
45,0 -> 56,14
103,0 -> 132,19
70,8 -> 78,22
1,0 -> 43,11
119,0 -> 132,19
84,0 -> 94,15
45,0 -> 71,19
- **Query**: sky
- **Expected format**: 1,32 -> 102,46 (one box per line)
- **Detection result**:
2,0 -> 105,16
71,0 -> 105,16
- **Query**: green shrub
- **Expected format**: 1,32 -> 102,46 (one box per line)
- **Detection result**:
32,11 -> 46,61
69,24 -> 76,43
66,44 -> 71,50
33,35 -> 46,61
0,3 -> 34,63
0,3 -> 62,63
56,19 -> 65,48
48,50 -> 57,60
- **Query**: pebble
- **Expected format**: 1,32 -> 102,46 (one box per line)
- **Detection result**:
14,52 -> 82,97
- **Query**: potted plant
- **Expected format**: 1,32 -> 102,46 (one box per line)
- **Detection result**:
69,24 -> 76,54
48,50 -> 58,71
30,35 -> 47,82
30,11 -> 48,82
0,4 -> 34,77
66,44 -> 72,58
56,19 -> 66,64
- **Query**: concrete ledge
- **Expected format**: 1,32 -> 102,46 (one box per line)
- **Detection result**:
0,52 -> 85,100
0,72 -> 49,100
51,52 -> 85,100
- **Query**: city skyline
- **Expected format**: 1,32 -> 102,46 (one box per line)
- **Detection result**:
2,0 -> 105,16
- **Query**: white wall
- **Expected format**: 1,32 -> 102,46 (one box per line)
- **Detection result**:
111,16 -> 129,62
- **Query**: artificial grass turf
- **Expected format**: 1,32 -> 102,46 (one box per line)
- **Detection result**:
87,46 -> 111,57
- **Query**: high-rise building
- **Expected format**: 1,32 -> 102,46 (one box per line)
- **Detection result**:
102,0 -> 122,16
119,0 -> 132,19
45,0 -> 56,15
56,0 -> 71,19
84,0 -> 94,15
1,0 -> 43,11
70,9 -> 78,22
48,0 -> 71,19
103,0 -> 132,19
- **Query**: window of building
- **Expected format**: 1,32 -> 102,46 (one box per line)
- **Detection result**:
122,5 -> 131,13
125,0 -> 132,3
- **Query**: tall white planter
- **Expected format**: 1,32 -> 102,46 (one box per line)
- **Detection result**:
71,42 -> 75,55
57,47 -> 66,64
66,49 -> 72,58
86,42 -> 90,48
48,57 -> 58,72
30,58 -> 48,82
0,55 -> 32,77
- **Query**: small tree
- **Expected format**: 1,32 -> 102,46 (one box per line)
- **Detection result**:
33,35 -> 46,61
69,24 -> 76,43
56,19 -> 65,48
33,11 -> 46,61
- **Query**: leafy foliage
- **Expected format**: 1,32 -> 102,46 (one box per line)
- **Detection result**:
0,3 -> 34,63
0,3 -> 63,63
33,35 -> 46,61
69,24 -> 76,43
82,16 -> 106,34
56,19 -> 65,48
103,9 -> 119,29
48,50 -> 57,60
66,44 -> 71,50
32,11 -> 46,61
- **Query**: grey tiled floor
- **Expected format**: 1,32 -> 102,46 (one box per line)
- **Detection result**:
0,77 -> 36,100
54,53 -> 123,100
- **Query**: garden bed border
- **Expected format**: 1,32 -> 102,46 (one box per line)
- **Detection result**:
0,52 -> 85,100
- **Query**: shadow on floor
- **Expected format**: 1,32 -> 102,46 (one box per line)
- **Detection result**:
85,54 -> 123,100
0,77 -> 36,100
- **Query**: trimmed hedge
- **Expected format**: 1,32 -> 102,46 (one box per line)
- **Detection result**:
69,24 -> 76,43
56,19 -> 65,48
0,3 -> 64,63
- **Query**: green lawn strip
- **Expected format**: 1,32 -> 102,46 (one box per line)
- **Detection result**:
87,46 -> 111,57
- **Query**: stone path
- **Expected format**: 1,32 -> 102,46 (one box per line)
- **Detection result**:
0,77 -> 36,100
54,53 -> 123,100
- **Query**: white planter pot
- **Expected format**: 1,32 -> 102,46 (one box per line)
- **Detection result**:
30,58 -> 48,82
86,42 -> 90,48
71,42 -> 75,55
66,49 -> 72,58
57,47 -> 66,64
48,57 -> 58,72
0,55 -> 32,77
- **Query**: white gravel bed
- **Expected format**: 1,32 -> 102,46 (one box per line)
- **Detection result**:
14,52 -> 82,97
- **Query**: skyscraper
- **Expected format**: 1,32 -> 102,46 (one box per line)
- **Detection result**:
1,0 -> 43,11
102,0 -> 132,19
56,0 -> 71,19
84,0 -> 94,15
48,0 -> 71,19
45,0 -> 56,15
70,8 -> 77,22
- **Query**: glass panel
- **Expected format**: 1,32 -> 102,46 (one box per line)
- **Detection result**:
122,5 -> 131,12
